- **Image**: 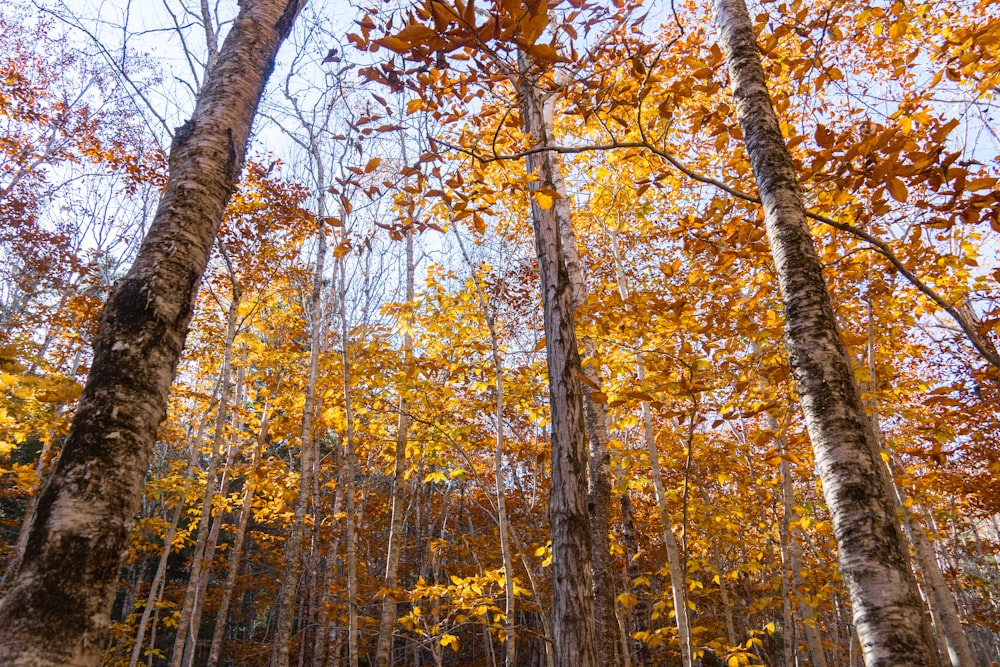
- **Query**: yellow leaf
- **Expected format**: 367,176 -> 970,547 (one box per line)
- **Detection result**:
534,190 -> 554,210
364,157 -> 381,173
333,242 -> 351,259
440,633 -> 459,651
406,98 -> 423,114
617,592 -> 638,608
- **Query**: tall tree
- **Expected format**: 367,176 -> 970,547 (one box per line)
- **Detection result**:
0,1 -> 306,664
713,0 -> 938,664
520,52 -> 599,667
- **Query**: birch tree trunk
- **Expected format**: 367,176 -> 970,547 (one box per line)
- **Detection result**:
131,495 -> 185,667
374,223 -> 415,667
206,407 -> 270,667
271,216 -> 326,667
607,227 -> 693,667
0,4 -> 303,661
864,297 -> 974,667
519,57 -> 598,667
454,227 -> 519,667
779,442 -> 828,667
340,241 -> 360,667
882,449 -> 975,667
171,290 -> 241,667
714,0 -> 936,663
129,394 -> 219,667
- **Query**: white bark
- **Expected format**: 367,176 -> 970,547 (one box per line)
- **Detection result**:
271,217 -> 326,667
714,0 -> 937,664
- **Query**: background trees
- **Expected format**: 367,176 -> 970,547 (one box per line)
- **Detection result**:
0,0 -> 998,665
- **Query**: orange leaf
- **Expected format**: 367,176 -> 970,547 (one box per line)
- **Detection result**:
375,36 -> 410,53
887,178 -> 908,203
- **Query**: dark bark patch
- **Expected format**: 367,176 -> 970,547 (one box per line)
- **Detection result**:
173,267 -> 201,328
276,0 -> 299,38
171,119 -> 195,152
225,128 -> 240,185
107,278 -> 155,333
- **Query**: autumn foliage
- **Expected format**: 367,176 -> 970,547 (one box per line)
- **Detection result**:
0,0 -> 999,665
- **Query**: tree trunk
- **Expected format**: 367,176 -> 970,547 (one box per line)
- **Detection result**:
709,534 -> 737,649
375,227 -> 415,667
206,406 -> 270,667
713,0 -> 936,664
619,491 -> 646,666
0,2 -> 303,664
314,449 -> 346,667
780,443 -> 828,667
172,291 -> 241,667
130,395 -> 219,667
864,297 -> 974,667
340,243 -> 360,667
534,90 -> 619,667
607,227 -> 693,667
272,214 -> 326,667
454,227 -> 519,666
890,467 -> 976,667
519,56 -> 598,667
131,495 -> 185,667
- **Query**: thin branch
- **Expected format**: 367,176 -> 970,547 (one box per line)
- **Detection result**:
438,137 -> 1000,371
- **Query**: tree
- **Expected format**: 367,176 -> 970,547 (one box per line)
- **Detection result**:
0,0 -> 306,664
1,0 -> 999,665
713,0 -> 938,663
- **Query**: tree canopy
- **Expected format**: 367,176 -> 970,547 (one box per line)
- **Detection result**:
0,0 -> 998,665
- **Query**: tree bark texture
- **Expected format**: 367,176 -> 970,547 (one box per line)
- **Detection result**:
536,93 -> 619,667
713,0 -> 936,664
520,63 -> 598,667
0,2 -> 304,665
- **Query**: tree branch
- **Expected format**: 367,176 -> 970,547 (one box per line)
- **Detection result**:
436,137 -> 1000,372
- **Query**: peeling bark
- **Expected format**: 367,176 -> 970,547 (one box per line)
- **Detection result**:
0,2 -> 304,664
